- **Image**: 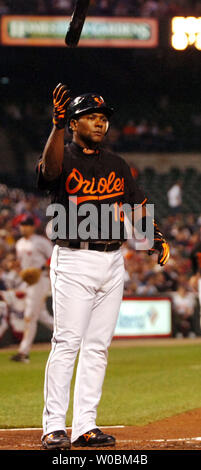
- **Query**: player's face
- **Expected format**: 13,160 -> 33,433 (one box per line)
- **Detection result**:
71,112 -> 109,147
19,225 -> 35,238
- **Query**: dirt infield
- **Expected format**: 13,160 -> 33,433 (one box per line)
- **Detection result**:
1,408 -> 201,450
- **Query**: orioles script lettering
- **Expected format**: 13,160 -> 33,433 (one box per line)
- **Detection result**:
65,168 -> 124,198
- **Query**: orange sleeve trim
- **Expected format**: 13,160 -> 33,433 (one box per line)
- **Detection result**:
133,198 -> 148,211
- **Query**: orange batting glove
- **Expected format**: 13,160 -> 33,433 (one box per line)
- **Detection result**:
53,83 -> 71,129
148,221 -> 170,266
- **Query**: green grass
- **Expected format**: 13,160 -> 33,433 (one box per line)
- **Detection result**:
1,343 -> 201,429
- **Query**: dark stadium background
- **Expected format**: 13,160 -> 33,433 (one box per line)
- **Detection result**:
1,39 -> 201,180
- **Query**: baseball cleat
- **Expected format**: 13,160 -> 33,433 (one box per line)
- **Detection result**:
72,428 -> 115,447
42,430 -> 71,450
10,353 -> 30,363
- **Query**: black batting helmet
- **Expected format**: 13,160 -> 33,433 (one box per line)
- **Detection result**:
67,93 -> 114,130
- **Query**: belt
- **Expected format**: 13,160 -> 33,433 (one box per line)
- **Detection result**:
56,240 -> 123,252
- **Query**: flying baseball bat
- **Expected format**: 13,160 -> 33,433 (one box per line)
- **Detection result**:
65,0 -> 90,47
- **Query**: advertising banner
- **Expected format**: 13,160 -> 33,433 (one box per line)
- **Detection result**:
114,297 -> 172,338
1,16 -> 158,48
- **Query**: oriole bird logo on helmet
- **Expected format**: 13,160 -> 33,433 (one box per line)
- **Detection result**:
67,92 -> 114,131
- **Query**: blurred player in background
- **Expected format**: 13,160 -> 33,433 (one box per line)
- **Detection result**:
190,230 -> 201,324
11,215 -> 53,363
167,180 -> 183,215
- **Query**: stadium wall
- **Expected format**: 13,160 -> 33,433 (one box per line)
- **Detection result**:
123,153 -> 201,173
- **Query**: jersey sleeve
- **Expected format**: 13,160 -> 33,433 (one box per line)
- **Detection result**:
36,159 -> 61,192
15,239 -> 20,258
122,160 -> 147,209
41,237 -> 53,259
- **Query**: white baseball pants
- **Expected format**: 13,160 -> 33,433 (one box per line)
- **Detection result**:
42,244 -> 125,442
19,274 -> 53,355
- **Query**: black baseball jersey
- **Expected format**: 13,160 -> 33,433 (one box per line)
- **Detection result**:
36,141 -> 147,242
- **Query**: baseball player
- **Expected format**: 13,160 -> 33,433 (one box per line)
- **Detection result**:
37,84 -> 170,450
11,215 -> 53,363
